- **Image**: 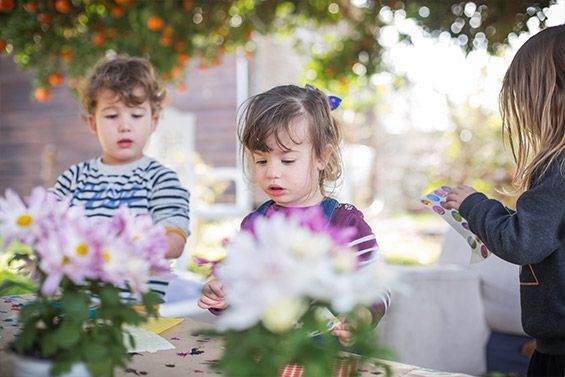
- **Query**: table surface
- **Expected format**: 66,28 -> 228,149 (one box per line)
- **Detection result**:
0,295 -> 473,377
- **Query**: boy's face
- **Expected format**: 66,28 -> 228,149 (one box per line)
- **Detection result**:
87,87 -> 158,165
252,118 -> 328,208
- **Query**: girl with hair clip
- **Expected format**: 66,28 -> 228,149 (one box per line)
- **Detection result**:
445,24 -> 565,377
198,84 -> 391,344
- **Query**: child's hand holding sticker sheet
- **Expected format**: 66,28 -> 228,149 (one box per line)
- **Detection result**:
421,185 -> 490,263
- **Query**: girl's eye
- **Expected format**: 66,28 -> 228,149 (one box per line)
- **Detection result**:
255,160 -> 267,165
132,114 -> 144,119
104,114 -> 118,119
282,160 -> 295,164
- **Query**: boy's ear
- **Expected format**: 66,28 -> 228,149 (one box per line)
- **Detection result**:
86,115 -> 97,135
150,114 -> 159,133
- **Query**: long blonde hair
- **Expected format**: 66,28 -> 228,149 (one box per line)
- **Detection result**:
500,24 -> 565,192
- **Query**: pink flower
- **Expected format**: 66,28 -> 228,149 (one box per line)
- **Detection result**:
0,187 -> 172,297
0,188 -> 49,246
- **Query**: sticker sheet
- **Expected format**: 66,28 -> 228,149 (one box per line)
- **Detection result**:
421,185 -> 490,263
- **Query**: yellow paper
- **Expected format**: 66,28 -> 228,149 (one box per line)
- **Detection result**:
140,317 -> 184,334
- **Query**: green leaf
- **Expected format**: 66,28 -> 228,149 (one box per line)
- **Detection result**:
61,291 -> 89,320
53,319 -> 81,348
100,287 -> 121,306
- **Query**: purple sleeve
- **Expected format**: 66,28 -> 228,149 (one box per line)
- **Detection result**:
329,204 -> 379,267
240,212 -> 254,231
330,203 -> 390,322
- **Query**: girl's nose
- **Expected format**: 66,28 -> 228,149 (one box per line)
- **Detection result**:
266,161 -> 281,178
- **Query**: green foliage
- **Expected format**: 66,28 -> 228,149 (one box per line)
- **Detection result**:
0,270 -> 36,295
424,99 -> 517,206
0,0 -> 553,99
11,276 -> 162,377
215,304 -> 395,377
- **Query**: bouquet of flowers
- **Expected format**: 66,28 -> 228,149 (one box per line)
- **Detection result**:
213,207 -> 395,377
0,187 -> 171,376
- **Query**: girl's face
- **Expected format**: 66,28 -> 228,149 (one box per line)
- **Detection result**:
252,118 -> 327,208
87,87 -> 157,165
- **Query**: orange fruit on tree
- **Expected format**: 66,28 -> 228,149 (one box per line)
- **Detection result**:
0,0 -> 15,12
111,6 -> 124,17
55,0 -> 70,13
171,66 -> 183,79
182,0 -> 193,11
61,48 -> 73,61
176,53 -> 190,65
48,73 -> 64,87
147,16 -> 164,31
114,0 -> 130,4
37,13 -> 51,25
160,36 -> 172,47
34,87 -> 50,102
92,32 -> 106,46
175,82 -> 187,93
0,39 -> 7,52
23,0 -> 38,12
174,41 -> 187,52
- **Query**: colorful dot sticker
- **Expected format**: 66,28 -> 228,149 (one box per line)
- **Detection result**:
433,189 -> 446,197
426,194 -> 440,202
421,185 -> 490,263
480,245 -> 488,258
432,205 -> 445,215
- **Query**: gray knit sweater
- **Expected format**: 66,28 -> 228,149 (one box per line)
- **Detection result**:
459,161 -> 565,355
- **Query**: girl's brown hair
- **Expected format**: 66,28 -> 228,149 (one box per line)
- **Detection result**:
501,24 -> 565,192
238,85 -> 342,195
80,56 -> 166,118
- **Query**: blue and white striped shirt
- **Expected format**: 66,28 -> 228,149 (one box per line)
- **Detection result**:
50,155 -> 190,301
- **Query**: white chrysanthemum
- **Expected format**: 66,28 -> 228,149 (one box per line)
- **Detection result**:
289,227 -> 334,260
215,212 -> 396,331
261,297 -> 307,333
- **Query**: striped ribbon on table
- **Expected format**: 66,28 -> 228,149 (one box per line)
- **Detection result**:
279,359 -> 358,377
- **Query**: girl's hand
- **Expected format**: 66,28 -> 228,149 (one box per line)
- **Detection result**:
197,279 -> 228,310
445,185 -> 477,210
330,307 -> 373,346
331,317 -> 352,346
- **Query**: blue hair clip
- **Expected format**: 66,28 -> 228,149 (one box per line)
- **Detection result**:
328,95 -> 342,111
304,84 -> 342,111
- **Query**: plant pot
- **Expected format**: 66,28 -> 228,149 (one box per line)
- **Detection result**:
7,352 -> 91,377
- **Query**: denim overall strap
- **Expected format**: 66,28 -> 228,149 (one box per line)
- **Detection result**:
255,200 -> 275,216
252,198 -> 338,223
320,197 -> 339,223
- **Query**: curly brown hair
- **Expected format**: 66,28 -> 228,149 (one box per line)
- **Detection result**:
500,24 -> 565,192
80,56 -> 166,118
238,85 -> 342,195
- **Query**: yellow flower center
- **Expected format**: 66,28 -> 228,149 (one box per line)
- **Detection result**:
16,214 -> 32,227
62,256 -> 70,266
132,234 -> 141,241
102,251 -> 111,262
76,243 -> 89,257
